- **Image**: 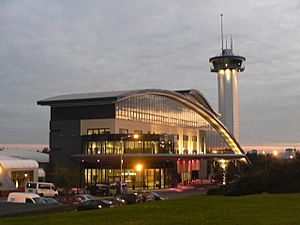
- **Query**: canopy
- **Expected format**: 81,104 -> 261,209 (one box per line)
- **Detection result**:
0,159 -> 39,170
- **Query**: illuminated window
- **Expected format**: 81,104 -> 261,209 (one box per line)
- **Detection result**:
119,128 -> 128,134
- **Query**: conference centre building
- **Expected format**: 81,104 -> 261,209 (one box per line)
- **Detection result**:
38,89 -> 246,190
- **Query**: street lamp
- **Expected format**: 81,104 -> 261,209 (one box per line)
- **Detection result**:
120,134 -> 140,193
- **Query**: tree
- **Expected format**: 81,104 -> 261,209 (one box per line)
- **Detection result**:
51,165 -> 73,195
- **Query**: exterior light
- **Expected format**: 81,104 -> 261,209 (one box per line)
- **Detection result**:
273,151 -> 278,157
262,151 -> 266,155
136,164 -> 143,171
289,155 -> 294,159
97,159 -> 100,163
81,159 -> 85,163
24,173 -> 28,178
133,134 -> 139,139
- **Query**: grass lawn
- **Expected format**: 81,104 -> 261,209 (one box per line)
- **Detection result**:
1,194 -> 300,225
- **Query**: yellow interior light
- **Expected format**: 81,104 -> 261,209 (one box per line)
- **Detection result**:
136,164 -> 143,171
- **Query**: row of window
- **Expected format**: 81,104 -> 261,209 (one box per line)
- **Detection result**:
116,94 -> 209,129
87,128 -> 110,135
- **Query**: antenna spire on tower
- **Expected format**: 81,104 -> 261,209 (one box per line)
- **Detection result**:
220,14 -> 224,54
230,34 -> 233,51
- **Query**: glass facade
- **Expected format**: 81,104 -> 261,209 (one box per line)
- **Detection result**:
82,134 -> 175,155
116,94 -> 230,152
84,167 -> 176,189
116,94 -> 209,129
81,93 -> 237,189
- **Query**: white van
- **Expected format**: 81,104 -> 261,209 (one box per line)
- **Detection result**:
7,192 -> 46,204
25,182 -> 58,197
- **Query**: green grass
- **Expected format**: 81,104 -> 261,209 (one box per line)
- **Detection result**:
1,194 -> 300,225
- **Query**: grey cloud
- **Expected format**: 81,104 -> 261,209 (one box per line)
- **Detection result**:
0,0 -> 299,146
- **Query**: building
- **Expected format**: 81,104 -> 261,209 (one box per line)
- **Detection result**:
38,89 -> 247,190
0,150 -> 47,195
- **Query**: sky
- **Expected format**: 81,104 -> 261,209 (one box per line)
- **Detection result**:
0,0 -> 299,148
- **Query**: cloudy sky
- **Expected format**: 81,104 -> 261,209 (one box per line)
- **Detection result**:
0,0 -> 299,147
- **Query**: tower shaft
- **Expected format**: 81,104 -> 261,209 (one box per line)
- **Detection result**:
218,69 -> 239,140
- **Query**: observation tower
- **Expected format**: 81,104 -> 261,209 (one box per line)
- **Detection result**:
209,15 -> 246,140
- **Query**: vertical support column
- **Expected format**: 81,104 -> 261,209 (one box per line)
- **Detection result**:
199,130 -> 206,154
217,69 -> 239,140
199,159 -> 208,179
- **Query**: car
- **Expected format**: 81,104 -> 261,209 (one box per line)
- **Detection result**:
120,193 -> 143,204
41,197 -> 60,204
99,199 -> 114,208
75,194 -> 94,202
112,197 -> 127,206
7,192 -> 47,204
104,197 -> 126,207
25,182 -> 58,197
57,195 -> 83,205
76,199 -> 103,211
91,182 -> 117,196
149,192 -> 168,201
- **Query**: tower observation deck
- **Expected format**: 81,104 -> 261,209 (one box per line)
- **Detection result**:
209,15 -> 246,141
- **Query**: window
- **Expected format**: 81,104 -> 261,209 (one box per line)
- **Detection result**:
119,128 -> 128,134
183,135 -> 188,141
134,130 -> 142,134
39,184 -> 50,189
173,134 -> 179,141
192,136 -> 197,142
87,128 -> 110,135
26,198 -> 34,203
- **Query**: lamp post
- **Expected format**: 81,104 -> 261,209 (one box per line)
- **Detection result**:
120,134 -> 140,193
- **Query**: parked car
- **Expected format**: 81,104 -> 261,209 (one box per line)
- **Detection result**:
99,199 -> 114,208
103,197 -> 126,207
149,192 -> 168,201
7,192 -> 46,204
76,200 -> 103,211
57,195 -> 83,205
91,182 -> 117,196
112,197 -> 126,206
41,197 -> 60,204
120,193 -> 143,204
75,194 -> 94,202
25,182 -> 58,197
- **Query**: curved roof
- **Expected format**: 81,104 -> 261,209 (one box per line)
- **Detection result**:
0,159 -> 39,170
37,88 -> 246,159
114,89 -> 245,156
0,150 -> 49,163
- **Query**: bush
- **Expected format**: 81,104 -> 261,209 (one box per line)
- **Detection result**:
208,154 -> 300,196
